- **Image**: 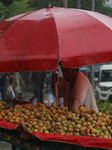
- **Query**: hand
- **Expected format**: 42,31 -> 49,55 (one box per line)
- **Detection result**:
51,72 -> 58,83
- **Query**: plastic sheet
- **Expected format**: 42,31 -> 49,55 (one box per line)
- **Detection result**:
32,132 -> 112,150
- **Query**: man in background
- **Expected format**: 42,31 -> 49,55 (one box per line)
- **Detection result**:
30,71 -> 46,104
0,73 -> 9,101
9,72 -> 25,99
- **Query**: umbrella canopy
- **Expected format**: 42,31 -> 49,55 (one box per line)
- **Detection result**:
0,6 -> 112,72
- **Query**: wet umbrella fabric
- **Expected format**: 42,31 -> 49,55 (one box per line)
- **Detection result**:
0,7 -> 112,72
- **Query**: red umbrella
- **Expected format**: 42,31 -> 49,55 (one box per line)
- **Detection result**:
0,6 -> 112,72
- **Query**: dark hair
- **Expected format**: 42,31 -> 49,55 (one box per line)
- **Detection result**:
58,61 -> 79,72
58,61 -> 63,67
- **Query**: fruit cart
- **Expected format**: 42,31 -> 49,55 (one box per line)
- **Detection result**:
0,128 -> 103,150
0,121 -> 111,150
0,6 -> 112,150
0,101 -> 112,150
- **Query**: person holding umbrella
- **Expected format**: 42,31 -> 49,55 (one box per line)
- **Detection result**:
51,62 -> 98,112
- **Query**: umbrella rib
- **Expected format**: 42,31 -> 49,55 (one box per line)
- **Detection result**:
49,8 -> 61,63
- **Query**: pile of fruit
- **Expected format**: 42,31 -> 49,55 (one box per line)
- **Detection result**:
0,101 -> 8,110
0,102 -> 112,138
96,100 -> 112,115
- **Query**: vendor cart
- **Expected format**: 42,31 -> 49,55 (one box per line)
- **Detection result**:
0,100 -> 111,150
0,122 -> 111,150
0,128 -> 101,150
0,6 -> 112,150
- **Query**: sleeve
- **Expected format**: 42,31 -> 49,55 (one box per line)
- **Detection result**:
71,76 -> 88,109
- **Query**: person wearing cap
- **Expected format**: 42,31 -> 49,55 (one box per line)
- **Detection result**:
51,64 -> 98,112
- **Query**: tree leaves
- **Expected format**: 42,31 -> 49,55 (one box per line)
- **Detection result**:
0,0 -> 112,19
0,0 -> 14,6
0,0 -> 31,19
27,0 -> 59,10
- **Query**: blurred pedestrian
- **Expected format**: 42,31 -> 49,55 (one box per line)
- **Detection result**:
44,72 -> 56,105
0,73 -> 9,101
29,71 -> 46,104
9,72 -> 25,99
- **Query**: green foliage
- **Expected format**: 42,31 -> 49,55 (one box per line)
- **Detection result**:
0,0 -> 60,19
0,0 -> 22,6
0,0 -> 31,19
95,0 -> 112,16
0,0 -> 112,19
0,2 -> 5,18
81,0 -> 109,11
0,0 -> 14,6
69,0 -> 112,16
96,100 -> 112,115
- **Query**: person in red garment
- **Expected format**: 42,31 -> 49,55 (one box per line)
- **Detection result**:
51,63 -> 98,112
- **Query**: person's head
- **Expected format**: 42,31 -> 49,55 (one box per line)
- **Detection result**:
58,61 -> 79,81
62,68 -> 79,81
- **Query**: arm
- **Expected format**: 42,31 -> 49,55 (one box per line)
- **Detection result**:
51,72 -> 65,98
71,76 -> 88,110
